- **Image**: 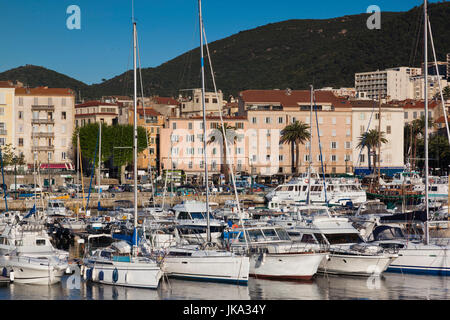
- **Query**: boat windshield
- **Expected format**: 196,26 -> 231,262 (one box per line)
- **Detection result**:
54,202 -> 64,208
322,233 -> 362,245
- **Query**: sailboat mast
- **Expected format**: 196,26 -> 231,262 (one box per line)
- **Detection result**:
133,21 -> 139,252
424,0 -> 430,245
198,0 -> 211,243
98,123 -> 102,204
307,85 -> 313,206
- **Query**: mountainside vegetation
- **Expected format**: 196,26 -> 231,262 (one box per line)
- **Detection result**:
1,3 -> 449,100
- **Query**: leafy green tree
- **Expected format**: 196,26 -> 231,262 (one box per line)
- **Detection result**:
280,121 -> 311,174
0,144 -> 25,167
72,123 -> 148,176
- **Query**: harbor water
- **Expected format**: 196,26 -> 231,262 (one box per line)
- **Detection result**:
0,242 -> 448,300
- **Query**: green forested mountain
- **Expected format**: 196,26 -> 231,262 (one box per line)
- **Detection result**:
1,3 -> 449,100
0,65 -> 89,95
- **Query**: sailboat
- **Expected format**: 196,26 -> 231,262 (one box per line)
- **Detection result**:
156,0 -> 249,285
81,17 -> 163,289
369,0 -> 450,276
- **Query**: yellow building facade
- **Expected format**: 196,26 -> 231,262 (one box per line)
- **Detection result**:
0,81 -> 16,148
128,107 -> 165,172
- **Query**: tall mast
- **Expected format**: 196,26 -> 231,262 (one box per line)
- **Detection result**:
307,85 -> 313,206
198,0 -> 211,243
424,0 -> 429,245
133,21 -> 139,253
378,90 -> 382,186
97,122 -> 102,206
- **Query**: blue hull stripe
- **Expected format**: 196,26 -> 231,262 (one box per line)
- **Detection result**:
168,274 -> 248,286
387,265 -> 450,276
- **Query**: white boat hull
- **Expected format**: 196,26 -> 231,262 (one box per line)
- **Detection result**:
163,255 -> 249,285
250,252 -> 326,280
386,243 -> 450,276
319,253 -> 395,277
84,261 -> 162,289
0,256 -> 67,285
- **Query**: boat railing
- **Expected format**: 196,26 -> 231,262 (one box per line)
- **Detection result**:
430,238 -> 450,246
6,254 -> 65,266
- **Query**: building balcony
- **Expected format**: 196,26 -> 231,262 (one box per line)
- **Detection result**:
32,146 -> 55,152
32,132 -> 54,138
32,118 -> 55,124
0,129 -> 7,135
32,105 -> 55,111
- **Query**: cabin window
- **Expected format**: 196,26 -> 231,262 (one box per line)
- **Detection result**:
302,186 -> 308,191
262,229 -> 278,240
300,234 -> 316,244
36,239 -> 46,246
323,233 -> 361,245
15,240 -> 23,246
100,251 -> 112,259
178,212 -> 190,220
191,212 -> 205,219
246,229 -> 265,242
288,186 -> 294,191
314,233 -> 327,246
275,229 -> 290,241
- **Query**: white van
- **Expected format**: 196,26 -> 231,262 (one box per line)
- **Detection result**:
9,184 -> 26,192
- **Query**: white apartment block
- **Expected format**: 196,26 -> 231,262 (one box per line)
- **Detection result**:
410,75 -> 448,100
355,67 -> 421,101
351,101 -> 404,175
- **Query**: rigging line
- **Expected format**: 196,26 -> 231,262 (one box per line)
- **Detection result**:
120,32 -> 134,98
202,22 -> 249,246
86,125 -> 100,209
409,5 -> 424,67
427,15 -> 450,146
355,100 -> 376,170
312,91 -> 328,205
136,26 -> 156,206
178,17 -> 200,92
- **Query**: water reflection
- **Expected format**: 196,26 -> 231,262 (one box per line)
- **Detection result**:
0,273 -> 449,300
249,279 -> 322,300
159,279 -> 250,300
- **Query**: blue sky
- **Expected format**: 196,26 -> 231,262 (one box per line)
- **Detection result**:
0,0 -> 440,84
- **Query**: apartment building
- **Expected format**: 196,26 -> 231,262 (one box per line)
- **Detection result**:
0,81 -> 16,148
237,89 -> 354,176
179,89 -> 224,117
350,100 -> 404,176
75,101 -> 119,127
160,116 -> 249,183
14,86 -> 75,168
355,67 -> 421,101
128,107 -> 165,172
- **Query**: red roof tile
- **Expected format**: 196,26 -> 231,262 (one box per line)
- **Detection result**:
239,89 -> 351,108
76,100 -> 118,108
135,108 -> 162,117
0,81 -> 15,88
153,97 -> 179,105
15,87 -> 74,96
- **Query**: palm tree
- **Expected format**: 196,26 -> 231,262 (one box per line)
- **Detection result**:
207,123 -> 238,183
410,116 -> 435,170
357,129 -> 388,175
280,121 -> 311,175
